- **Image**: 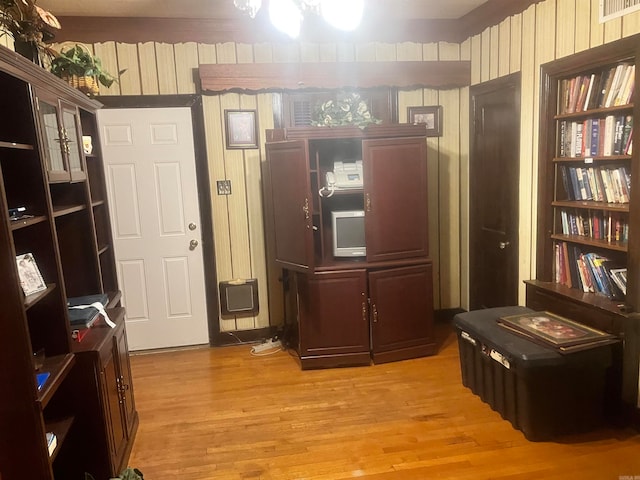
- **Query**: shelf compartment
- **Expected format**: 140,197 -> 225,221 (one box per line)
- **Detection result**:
37,353 -> 75,408
24,284 -> 57,310
551,233 -> 627,252
45,416 -> 74,462
71,307 -> 125,353
552,200 -> 630,212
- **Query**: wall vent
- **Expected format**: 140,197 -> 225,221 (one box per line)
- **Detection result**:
600,0 -> 640,22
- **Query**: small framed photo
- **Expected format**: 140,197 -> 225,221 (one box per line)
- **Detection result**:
16,253 -> 47,296
225,109 -> 259,149
408,105 -> 443,137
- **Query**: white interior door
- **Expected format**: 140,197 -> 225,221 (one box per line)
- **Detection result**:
98,107 -> 209,351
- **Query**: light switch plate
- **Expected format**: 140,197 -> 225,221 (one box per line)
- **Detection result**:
217,180 -> 232,195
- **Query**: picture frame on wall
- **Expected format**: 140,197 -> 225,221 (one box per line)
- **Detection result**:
407,105 -> 443,137
225,109 -> 259,149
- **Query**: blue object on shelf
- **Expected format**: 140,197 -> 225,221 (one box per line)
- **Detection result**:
36,372 -> 50,390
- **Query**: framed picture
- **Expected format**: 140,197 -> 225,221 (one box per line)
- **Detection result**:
407,105 -> 443,137
225,109 -> 259,149
498,311 -> 616,350
16,253 -> 47,296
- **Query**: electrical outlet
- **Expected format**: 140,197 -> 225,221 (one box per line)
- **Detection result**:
217,180 -> 232,195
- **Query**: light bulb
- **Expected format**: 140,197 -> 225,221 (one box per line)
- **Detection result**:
234,0 -> 262,18
321,0 -> 364,31
269,0 -> 303,38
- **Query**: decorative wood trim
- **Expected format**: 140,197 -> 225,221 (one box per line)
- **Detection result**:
199,61 -> 470,94
53,1 -> 543,45
0,45 -> 101,111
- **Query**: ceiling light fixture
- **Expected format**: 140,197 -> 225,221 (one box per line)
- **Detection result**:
234,0 -> 364,38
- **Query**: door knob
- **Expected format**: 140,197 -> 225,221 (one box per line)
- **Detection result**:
188,222 -> 197,231
189,239 -> 199,250
499,241 -> 510,249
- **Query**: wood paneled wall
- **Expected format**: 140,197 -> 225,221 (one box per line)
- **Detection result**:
7,0 -> 640,332
467,0 -> 640,305
27,39 -> 466,331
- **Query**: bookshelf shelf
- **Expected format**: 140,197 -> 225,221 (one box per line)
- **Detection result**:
550,233 -> 627,252
0,140 -> 34,150
37,353 -> 75,408
52,204 -> 86,217
10,214 -> 48,230
554,103 -> 633,120
552,200 -> 630,212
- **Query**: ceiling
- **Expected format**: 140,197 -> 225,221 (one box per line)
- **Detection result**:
38,0 -> 490,21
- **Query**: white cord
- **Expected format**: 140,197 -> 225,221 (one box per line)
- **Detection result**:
319,186 -> 335,197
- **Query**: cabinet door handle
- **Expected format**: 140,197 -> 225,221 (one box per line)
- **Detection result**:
366,193 -> 372,212
302,197 -> 310,221
372,304 -> 378,323
362,302 -> 367,322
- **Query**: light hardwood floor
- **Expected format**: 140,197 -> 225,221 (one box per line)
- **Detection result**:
128,323 -> 640,479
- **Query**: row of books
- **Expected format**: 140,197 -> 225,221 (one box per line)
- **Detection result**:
559,63 -> 635,114
553,241 -> 626,299
559,164 -> 631,203
558,115 -> 633,158
559,208 -> 628,243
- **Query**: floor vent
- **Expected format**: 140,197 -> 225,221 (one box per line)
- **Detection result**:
600,0 -> 640,22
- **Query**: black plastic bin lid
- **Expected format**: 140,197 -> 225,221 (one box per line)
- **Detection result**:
453,306 -> 613,370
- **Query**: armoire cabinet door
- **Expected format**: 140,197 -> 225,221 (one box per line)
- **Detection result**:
297,270 -> 370,363
101,344 -> 127,474
266,140 -> 315,271
363,137 -> 429,262
369,263 -> 435,363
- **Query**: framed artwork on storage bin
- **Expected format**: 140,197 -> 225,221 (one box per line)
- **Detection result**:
407,105 -> 443,137
498,311 -> 616,351
225,109 -> 259,149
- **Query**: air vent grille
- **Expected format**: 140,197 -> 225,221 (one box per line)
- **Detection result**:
292,100 -> 312,126
600,0 -> 640,22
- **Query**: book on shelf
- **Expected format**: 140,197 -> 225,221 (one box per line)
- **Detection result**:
67,293 -> 109,328
553,241 -> 626,299
16,253 -> 47,296
46,432 -> 57,456
497,310 -> 617,354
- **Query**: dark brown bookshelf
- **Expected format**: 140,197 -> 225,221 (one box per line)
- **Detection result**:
0,45 -> 137,479
528,33 -> 640,425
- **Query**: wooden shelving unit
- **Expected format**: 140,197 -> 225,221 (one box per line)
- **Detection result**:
0,45 -> 137,479
527,33 -> 640,424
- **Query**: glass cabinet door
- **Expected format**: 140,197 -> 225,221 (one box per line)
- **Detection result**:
37,96 -> 69,182
60,101 -> 85,182
36,93 -> 87,183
